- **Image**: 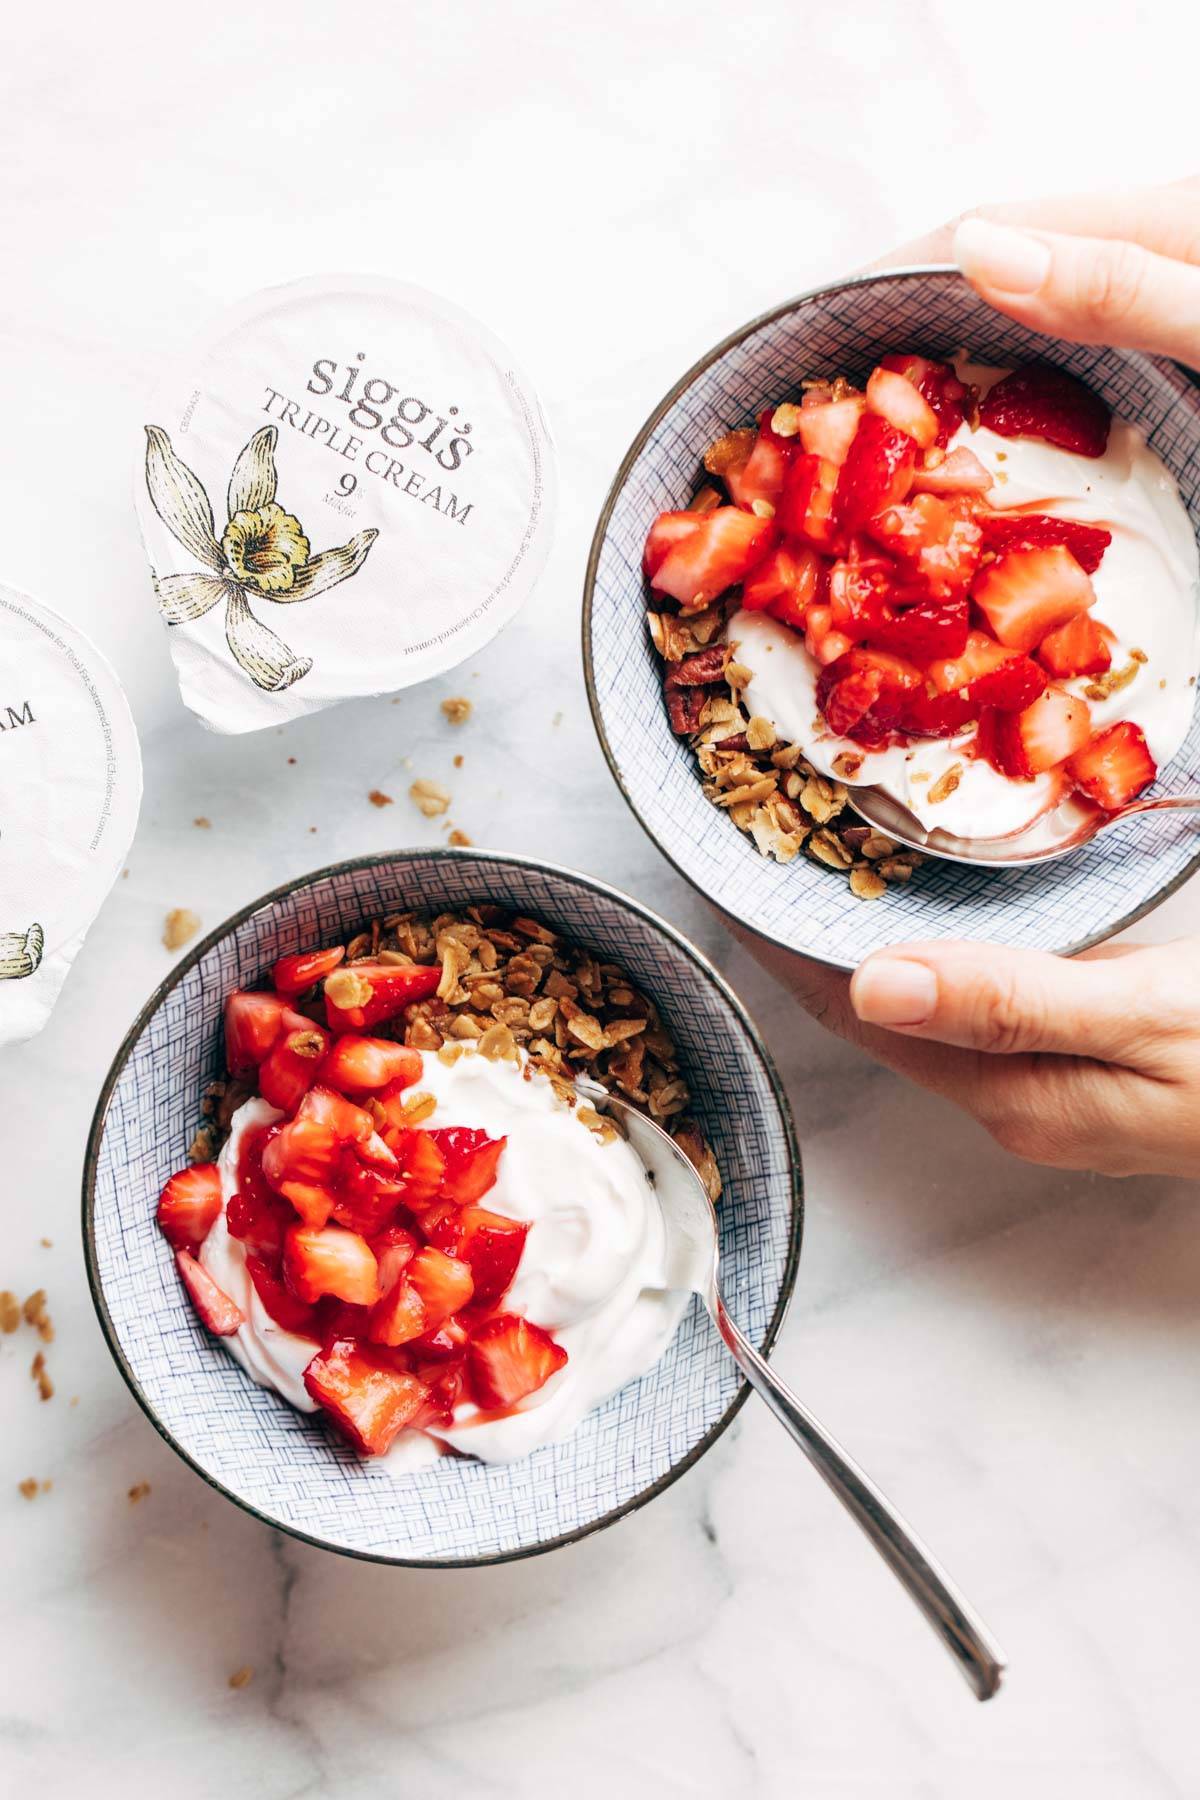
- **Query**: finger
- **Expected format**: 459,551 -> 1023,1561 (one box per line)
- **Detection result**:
973,178 -> 1200,266
951,218 -> 1200,368
849,940 -> 1179,1064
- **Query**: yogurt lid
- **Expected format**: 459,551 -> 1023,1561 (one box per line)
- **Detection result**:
135,274 -> 557,734
0,583 -> 142,1043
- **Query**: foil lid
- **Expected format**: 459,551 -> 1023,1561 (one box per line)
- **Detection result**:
135,274 -> 557,734
0,584 -> 142,1045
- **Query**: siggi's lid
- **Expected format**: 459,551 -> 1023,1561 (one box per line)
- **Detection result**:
135,274 -> 557,734
0,583 -> 142,1045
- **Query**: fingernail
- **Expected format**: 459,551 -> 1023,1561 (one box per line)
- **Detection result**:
953,217 -> 1051,295
852,957 -> 938,1027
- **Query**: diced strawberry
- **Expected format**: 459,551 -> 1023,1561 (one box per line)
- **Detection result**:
271,945 -> 346,997
976,512 -> 1112,574
314,1298 -> 373,1348
926,630 -> 1047,713
393,1130 -> 447,1209
430,1207 -> 530,1308
649,506 -> 777,609
412,1317 -> 470,1365
804,604 -> 853,665
330,1150 -> 406,1237
927,629 -> 1017,695
467,1314 -> 568,1411
988,686 -> 1093,779
795,396 -> 865,466
303,1339 -> 429,1456
156,1163 -> 221,1252
726,411 -> 793,511
866,366 -> 938,449
878,354 -> 970,446
911,447 -> 993,496
405,1246 -> 475,1328
1066,721 -> 1157,810
226,1176 -> 294,1268
425,1127 -> 507,1204
371,1224 -> 420,1293
284,1223 -> 380,1305
258,1021 -> 329,1113
643,511 -> 701,581
973,545 -> 1096,652
899,685 -> 979,739
245,1254 -> 320,1336
778,452 -> 839,549
828,546 -> 892,636
297,1085 -> 375,1144
224,990 -> 292,1079
409,1361 -> 465,1429
970,655 -> 1048,714
866,494 -> 983,599
321,1035 -> 423,1095
367,1274 -> 427,1348
1038,612 -> 1114,678
834,414 -> 918,537
324,961 -> 442,1033
866,596 -> 969,663
816,647 -> 924,747
741,543 -> 822,621
175,1249 -> 243,1336
978,363 -> 1110,458
262,1117 -> 341,1214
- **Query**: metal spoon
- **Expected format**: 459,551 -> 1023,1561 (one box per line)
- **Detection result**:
579,1080 -> 1006,1702
851,783 -> 1200,868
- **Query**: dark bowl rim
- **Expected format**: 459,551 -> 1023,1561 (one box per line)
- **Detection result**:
581,262 -> 1200,971
82,844 -> 804,1569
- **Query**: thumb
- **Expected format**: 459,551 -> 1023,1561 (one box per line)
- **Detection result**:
849,940 -> 1177,1064
952,216 -> 1200,371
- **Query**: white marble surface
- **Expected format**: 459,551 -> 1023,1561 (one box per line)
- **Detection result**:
4,3 -> 1200,1794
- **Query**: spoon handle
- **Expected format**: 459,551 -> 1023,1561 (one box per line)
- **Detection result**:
712,1293 -> 1006,1702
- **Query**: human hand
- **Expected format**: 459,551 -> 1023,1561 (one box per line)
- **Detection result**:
746,932 -> 1200,1178
884,175 -> 1200,372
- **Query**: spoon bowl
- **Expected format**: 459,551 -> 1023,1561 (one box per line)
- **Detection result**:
850,783 -> 1200,868
580,1079 -> 1007,1703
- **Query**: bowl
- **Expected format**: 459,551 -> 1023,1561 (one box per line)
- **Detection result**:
584,266 -> 1200,970
83,848 -> 801,1565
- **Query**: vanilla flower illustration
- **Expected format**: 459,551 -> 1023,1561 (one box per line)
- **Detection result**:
144,424 -> 378,691
0,923 -> 43,981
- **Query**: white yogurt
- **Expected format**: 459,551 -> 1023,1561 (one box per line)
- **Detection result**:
731,370 -> 1200,840
199,1054 -> 691,1469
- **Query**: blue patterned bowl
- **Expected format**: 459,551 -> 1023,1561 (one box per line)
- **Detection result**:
584,267 -> 1200,969
83,849 -> 801,1564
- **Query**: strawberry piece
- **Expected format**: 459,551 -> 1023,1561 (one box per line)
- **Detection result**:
412,1317 -> 470,1365
795,396 -> 865,465
973,545 -> 1096,652
979,364 -> 1111,458
406,1246 -> 475,1328
224,990 -> 292,1079
803,604 -> 853,666
430,1207 -> 530,1307
324,961 -> 442,1034
330,1151 -> 407,1238
866,366 -> 938,448
649,506 -> 777,609
927,629 -> 1017,695
393,1130 -> 447,1209
156,1163 -> 221,1252
367,1275 -> 427,1348
1038,612 -> 1114,678
777,452 -> 839,549
321,1035 -> 423,1095
816,647 -> 923,747
878,354 -> 970,446
911,447 -> 993,496
834,414 -> 918,537
976,512 -> 1112,574
371,1224 -> 420,1294
258,1021 -> 329,1113
271,945 -> 346,997
643,511 -> 701,581
988,686 -> 1093,779
467,1314 -> 568,1411
262,1114 -> 341,1220
425,1127 -> 506,1204
175,1249 -> 243,1336
284,1223 -> 380,1306
298,1085 -> 375,1144
1066,721 -> 1157,810
741,543 -> 822,621
867,494 -> 983,600
245,1254 -> 320,1335
970,655 -> 1048,714
409,1361 -> 465,1429
726,411 -> 793,511
926,630 -> 1047,713
303,1340 -> 429,1456
899,685 -> 979,739
866,596 -> 969,663
828,546 -> 892,636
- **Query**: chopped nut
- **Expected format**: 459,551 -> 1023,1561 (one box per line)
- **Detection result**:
188,1125 -> 218,1163
860,832 -> 899,860
228,1667 -> 254,1691
31,1351 -> 53,1401
448,828 -> 472,847
368,789 -> 394,808
22,1291 -> 53,1343
926,763 -> 964,805
441,696 -> 472,725
831,752 -> 864,779
770,403 -> 803,439
745,715 -> 777,752
400,1091 -> 437,1125
876,856 -> 916,884
808,829 -> 854,871
325,968 -> 372,1010
0,1291 -> 20,1334
477,1022 -> 519,1063
849,864 -> 887,900
409,779 -> 451,818
163,908 -> 201,951
1084,658 -> 1141,702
